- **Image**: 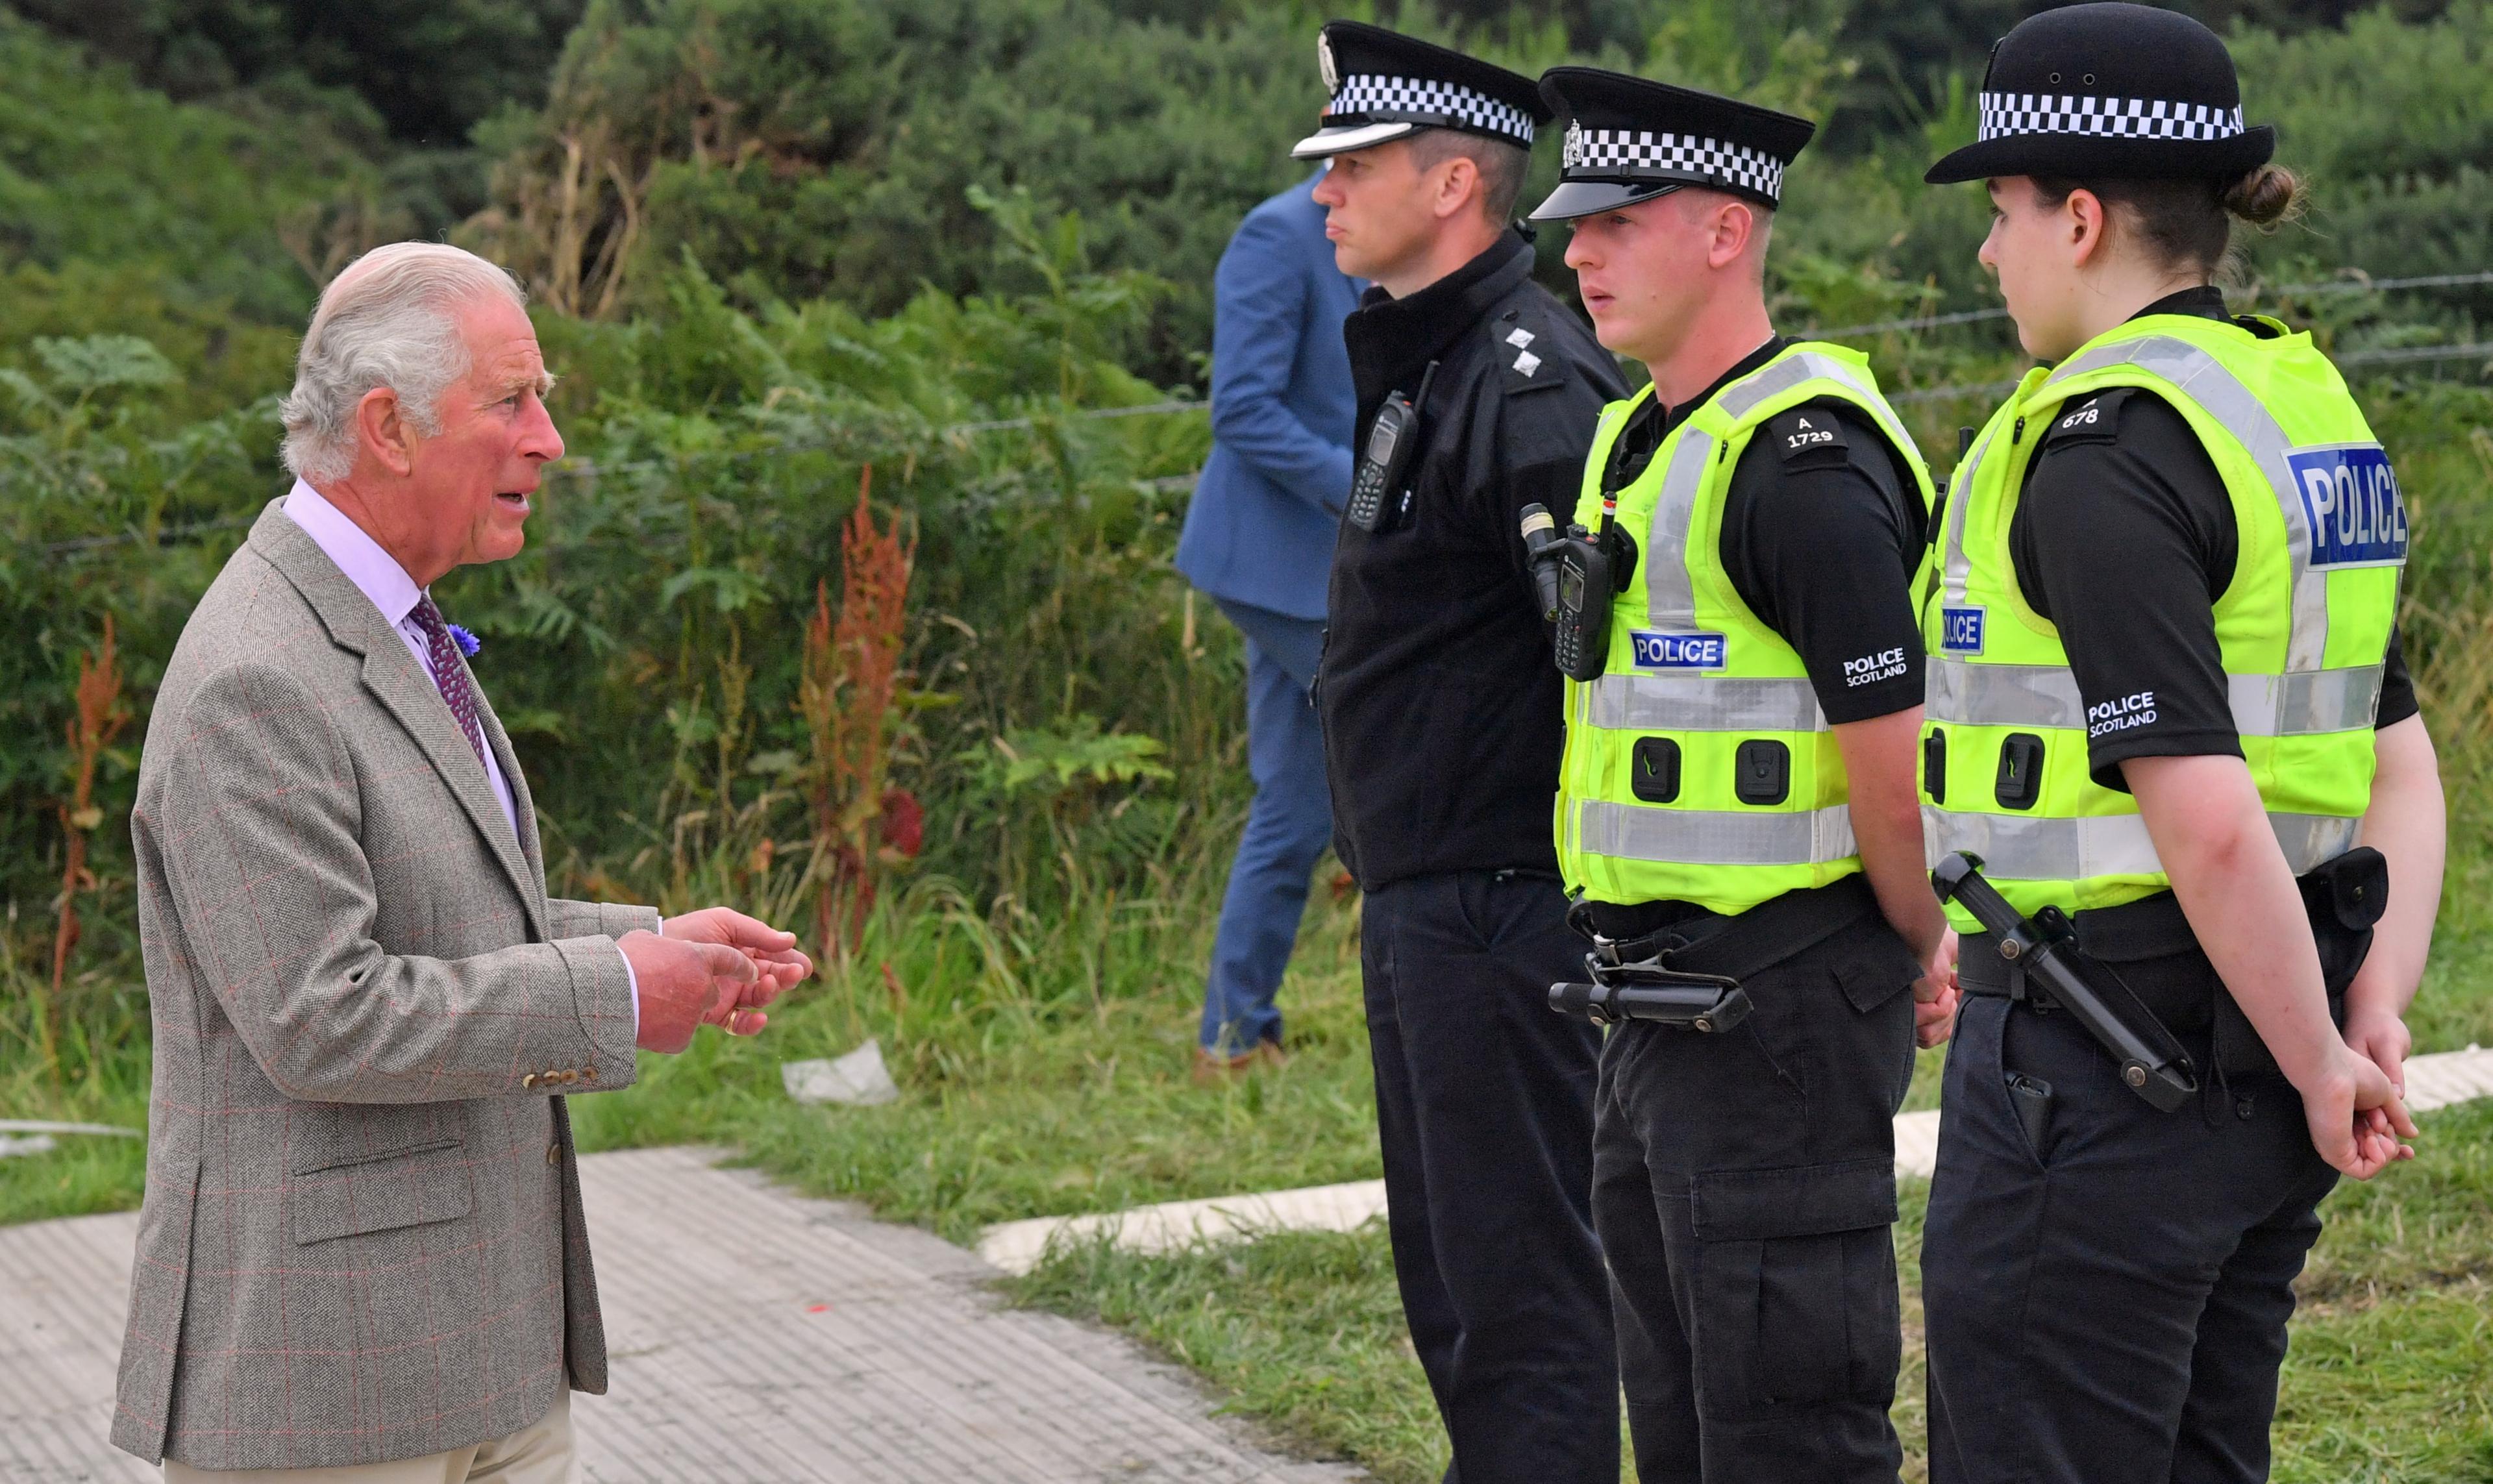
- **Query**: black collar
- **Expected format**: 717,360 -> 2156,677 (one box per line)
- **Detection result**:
1344,231 -> 1539,399
2129,284 -> 2229,322
2126,282 -> 2279,339
1603,335 -> 1788,492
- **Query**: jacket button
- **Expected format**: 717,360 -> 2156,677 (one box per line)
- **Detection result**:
581,1064 -> 597,1082
522,1073 -> 538,1089
547,1143 -> 562,1167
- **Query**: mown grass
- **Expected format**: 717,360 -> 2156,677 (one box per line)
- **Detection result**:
9,892 -> 2490,1479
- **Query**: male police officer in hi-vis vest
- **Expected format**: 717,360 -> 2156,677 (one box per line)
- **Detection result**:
1302,21 -> 1627,1478
1526,68 -> 1958,1483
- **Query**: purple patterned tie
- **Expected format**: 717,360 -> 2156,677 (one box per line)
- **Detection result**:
410,595 -> 489,772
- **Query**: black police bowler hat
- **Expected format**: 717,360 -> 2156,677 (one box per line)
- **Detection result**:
1293,21 -> 1548,160
1528,67 -> 1816,221
1925,3 -> 2276,184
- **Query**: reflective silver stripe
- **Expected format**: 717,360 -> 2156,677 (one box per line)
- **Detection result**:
1939,414 -> 2008,606
1926,660 -> 2085,729
1927,660 -> 2385,736
1643,432 -> 1715,628
2272,813 -> 2364,874
1578,800 -> 1858,867
2044,335 -> 2333,672
1718,349 -> 1920,457
2227,666 -> 2384,736
1924,806 -> 2359,881
1585,673 -> 1827,732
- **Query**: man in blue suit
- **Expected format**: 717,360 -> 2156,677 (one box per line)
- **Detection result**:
1175,167 -> 1363,1074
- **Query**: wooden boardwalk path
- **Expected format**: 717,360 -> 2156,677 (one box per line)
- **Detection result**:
0,1146 -> 1356,1483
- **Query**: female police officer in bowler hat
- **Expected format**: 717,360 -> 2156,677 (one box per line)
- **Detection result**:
1915,6 -> 2446,1479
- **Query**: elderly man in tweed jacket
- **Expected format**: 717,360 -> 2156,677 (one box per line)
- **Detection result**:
112,242 -> 812,1481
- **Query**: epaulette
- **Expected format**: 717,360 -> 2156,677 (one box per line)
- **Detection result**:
1764,402 -> 1852,471
1492,303 -> 1569,394
2039,387 -> 2134,449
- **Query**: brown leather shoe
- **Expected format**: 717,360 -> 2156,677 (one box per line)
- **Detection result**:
1192,1046 -> 1254,1083
1191,1039 -> 1289,1083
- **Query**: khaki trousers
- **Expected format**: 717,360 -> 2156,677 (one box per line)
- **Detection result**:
164,1391 -> 575,1484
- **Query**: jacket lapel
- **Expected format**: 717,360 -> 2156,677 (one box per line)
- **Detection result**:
247,502 -> 549,937
471,684 -> 550,895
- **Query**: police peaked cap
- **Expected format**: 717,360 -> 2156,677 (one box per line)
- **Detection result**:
1528,68 -> 1816,221
1925,3 -> 2276,184
1292,21 -> 1549,160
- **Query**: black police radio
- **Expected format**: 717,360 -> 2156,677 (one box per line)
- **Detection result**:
1520,489 -> 1631,683
1346,360 -> 1438,534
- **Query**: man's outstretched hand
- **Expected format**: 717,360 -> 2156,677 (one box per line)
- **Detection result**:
623,931 -> 760,1054
660,908 -> 815,1036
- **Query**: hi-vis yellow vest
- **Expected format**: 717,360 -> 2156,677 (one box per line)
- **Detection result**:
1555,343 -> 1937,916
1920,313 -> 2404,922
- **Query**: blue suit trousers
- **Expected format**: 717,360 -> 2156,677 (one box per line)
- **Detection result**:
1197,599 -> 1333,1054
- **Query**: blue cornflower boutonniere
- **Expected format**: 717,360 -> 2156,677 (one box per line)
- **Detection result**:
446,623 -> 482,658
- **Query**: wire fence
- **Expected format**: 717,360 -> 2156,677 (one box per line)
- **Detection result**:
1811,269 -> 2493,340
29,267 -> 2493,556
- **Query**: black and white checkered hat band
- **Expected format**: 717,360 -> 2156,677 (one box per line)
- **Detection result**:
1561,126 -> 1786,203
1977,92 -> 2247,143
1331,73 -> 1535,146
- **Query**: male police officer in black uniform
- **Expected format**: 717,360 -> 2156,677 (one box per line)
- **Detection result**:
1527,69 -> 1952,1484
1298,21 -> 1626,1479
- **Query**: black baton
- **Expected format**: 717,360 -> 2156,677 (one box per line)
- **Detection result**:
1932,852 -> 2199,1112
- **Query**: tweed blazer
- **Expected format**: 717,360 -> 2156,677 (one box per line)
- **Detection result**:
112,501 -> 656,1470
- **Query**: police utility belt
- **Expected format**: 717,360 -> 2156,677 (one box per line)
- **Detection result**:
1944,847 -> 2388,1108
1549,876 -> 1879,1033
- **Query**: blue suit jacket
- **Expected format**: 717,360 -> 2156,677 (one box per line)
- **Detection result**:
1175,173 -> 1363,621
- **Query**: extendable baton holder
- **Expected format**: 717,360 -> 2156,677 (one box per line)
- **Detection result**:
1550,956 -> 1753,1032
1931,852 -> 2199,1112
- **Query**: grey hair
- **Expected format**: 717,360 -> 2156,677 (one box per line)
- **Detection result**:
280,243 -> 529,484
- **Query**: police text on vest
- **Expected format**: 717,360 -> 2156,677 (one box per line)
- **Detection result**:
1630,630 -> 1728,670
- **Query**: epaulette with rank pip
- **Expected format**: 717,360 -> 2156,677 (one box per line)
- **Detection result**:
1493,304 -> 1569,394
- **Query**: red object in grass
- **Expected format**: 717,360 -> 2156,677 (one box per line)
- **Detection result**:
879,787 -> 923,858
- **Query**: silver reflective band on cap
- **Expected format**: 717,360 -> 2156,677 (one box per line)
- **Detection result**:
1585,673 -> 1826,733
1577,801 -> 1858,867
1926,660 -> 2385,737
1923,806 -> 2359,882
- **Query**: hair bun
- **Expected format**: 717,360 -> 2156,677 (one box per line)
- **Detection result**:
2223,164 -> 2302,227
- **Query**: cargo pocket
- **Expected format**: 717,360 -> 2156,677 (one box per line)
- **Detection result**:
1690,1157 -> 1902,1416
291,1139 -> 474,1245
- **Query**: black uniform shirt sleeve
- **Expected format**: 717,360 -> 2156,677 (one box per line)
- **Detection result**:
2377,626 -> 2418,728
1719,399 -> 1928,724
2011,388 -> 2242,790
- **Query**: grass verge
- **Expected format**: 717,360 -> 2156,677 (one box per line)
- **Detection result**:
6,908 -> 2491,1480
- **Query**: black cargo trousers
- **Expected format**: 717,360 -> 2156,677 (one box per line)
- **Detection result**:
1359,869 -> 1619,1483
1920,900 -> 2372,1484
1589,899 -> 1922,1484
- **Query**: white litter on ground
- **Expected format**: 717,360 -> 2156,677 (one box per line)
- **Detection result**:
979,1044 -> 2493,1274
782,1039 -> 900,1106
0,1135 -> 58,1160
